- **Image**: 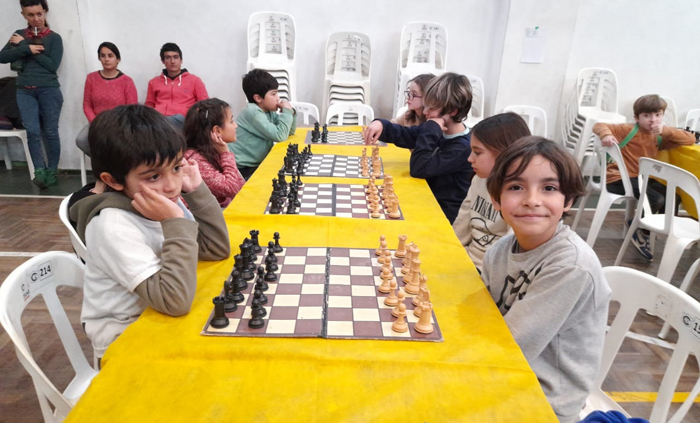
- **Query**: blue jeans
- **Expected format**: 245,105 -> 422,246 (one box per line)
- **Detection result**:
16,87 -> 63,170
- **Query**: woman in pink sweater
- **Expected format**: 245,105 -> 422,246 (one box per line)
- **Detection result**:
77,42 -> 137,155
184,98 -> 245,208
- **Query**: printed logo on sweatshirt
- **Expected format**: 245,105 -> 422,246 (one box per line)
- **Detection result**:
471,195 -> 500,222
496,263 -> 545,311
469,217 -> 498,248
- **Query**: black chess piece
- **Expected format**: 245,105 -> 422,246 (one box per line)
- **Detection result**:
223,279 -> 238,313
296,172 -> 303,187
269,194 -> 281,214
210,296 -> 230,329
285,200 -> 296,214
291,189 -> 301,208
264,253 -> 278,272
266,241 -> 278,264
231,276 -> 244,303
255,266 -> 269,292
264,262 -> 278,282
240,244 -> 255,281
253,289 -> 268,311
250,229 -> 262,253
232,257 -> 248,290
248,299 -> 265,329
273,232 -> 283,253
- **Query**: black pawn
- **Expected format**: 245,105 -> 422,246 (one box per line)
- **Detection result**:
265,252 -> 278,271
255,266 -> 269,292
250,229 -> 262,253
253,289 -> 268,309
269,194 -> 281,214
264,262 -> 278,282
210,296 -> 229,329
223,280 -> 238,313
273,232 -> 283,253
285,201 -> 296,214
248,299 -> 265,329
233,257 -> 248,290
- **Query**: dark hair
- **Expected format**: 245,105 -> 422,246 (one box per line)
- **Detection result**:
471,112 -> 531,154
88,105 -> 186,184
405,73 -> 436,124
486,136 -> 584,218
160,42 -> 182,61
423,72 -> 472,123
97,42 -> 121,60
184,98 -> 230,173
20,0 -> 48,11
633,94 -> 667,117
242,69 -> 278,103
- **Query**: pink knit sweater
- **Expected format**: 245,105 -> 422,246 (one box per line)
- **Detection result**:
83,71 -> 138,122
185,149 -> 245,208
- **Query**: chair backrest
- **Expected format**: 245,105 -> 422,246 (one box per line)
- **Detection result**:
399,22 -> 448,71
503,105 -> 548,137
636,158 -> 700,235
395,105 -> 408,121
595,137 -> 635,198
247,12 -> 296,63
0,252 -> 98,422
325,32 -> 371,80
598,266 -> 700,423
325,103 -> 374,126
290,101 -> 320,126
58,195 -> 87,262
684,108 -> 700,132
661,96 -> 678,128
465,75 -> 485,128
577,68 -> 619,113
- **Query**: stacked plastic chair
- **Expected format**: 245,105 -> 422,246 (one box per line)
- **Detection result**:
559,68 -> 626,167
323,32 -> 371,125
247,12 -> 297,102
465,75 -> 485,129
392,22 -> 448,118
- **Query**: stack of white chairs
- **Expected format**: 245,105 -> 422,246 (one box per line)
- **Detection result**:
323,32 -> 371,126
685,109 -> 700,131
391,22 -> 448,118
503,105 -> 548,137
559,68 -> 627,167
325,103 -> 374,126
247,12 -> 297,102
465,75 -> 485,129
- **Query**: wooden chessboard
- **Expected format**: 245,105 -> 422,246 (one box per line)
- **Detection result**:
304,129 -> 387,146
264,183 -> 403,220
202,246 -> 443,342
284,154 -> 384,179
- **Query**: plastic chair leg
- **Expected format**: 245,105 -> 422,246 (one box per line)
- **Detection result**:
0,139 -> 12,169
656,237 -> 694,283
19,131 -> 35,180
572,189 -> 593,231
659,258 -> 700,339
614,220 -> 639,266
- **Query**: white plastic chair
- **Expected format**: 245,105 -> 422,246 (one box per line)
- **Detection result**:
289,102 -> 319,127
571,139 -> 637,247
395,106 -> 408,121
0,251 -> 99,422
59,195 -> 87,262
614,158 -> 700,285
464,75 -> 485,129
392,22 -> 448,117
503,105 -> 548,137
684,109 -> 700,132
247,12 -> 297,101
661,96 -> 678,128
581,266 -> 700,423
325,103 -> 374,126
0,128 -> 33,179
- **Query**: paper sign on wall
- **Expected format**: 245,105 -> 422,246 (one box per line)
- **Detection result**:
521,27 -> 546,64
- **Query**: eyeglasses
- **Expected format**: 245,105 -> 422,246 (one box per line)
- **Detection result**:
404,91 -> 422,100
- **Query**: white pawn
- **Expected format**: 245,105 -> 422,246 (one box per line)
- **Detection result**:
391,303 -> 408,333
392,289 -> 406,317
384,280 -> 399,307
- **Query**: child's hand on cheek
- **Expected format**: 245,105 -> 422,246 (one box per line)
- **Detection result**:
181,158 -> 202,193
651,122 -> 664,136
210,132 -> 229,153
132,184 -> 184,221
428,116 -> 448,132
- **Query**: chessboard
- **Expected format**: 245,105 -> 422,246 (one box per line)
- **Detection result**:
285,154 -> 384,179
202,243 -> 442,342
265,183 -> 403,219
304,129 -> 386,146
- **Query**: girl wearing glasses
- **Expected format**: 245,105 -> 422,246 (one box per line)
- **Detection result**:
392,73 -> 435,127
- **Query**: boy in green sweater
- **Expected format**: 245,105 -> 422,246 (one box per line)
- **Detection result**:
229,69 -> 297,180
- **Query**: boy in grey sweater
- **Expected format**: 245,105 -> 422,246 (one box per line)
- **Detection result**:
482,136 -> 611,423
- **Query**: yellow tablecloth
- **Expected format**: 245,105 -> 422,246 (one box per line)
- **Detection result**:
65,127 -> 556,422
657,145 -> 700,219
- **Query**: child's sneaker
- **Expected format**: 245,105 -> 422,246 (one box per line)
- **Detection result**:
44,169 -> 58,187
631,228 -> 653,261
32,169 -> 47,189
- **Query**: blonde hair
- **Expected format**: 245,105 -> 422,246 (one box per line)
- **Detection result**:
422,72 -> 472,122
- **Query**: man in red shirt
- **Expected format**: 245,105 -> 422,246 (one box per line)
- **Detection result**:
145,43 -> 208,128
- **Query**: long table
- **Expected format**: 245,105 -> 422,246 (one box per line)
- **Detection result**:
65,127 -> 556,422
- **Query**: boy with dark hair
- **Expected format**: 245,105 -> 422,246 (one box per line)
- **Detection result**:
145,42 -> 208,126
593,94 -> 694,260
229,68 -> 297,179
363,72 -> 474,223
483,136 -> 611,423
69,104 -> 230,359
